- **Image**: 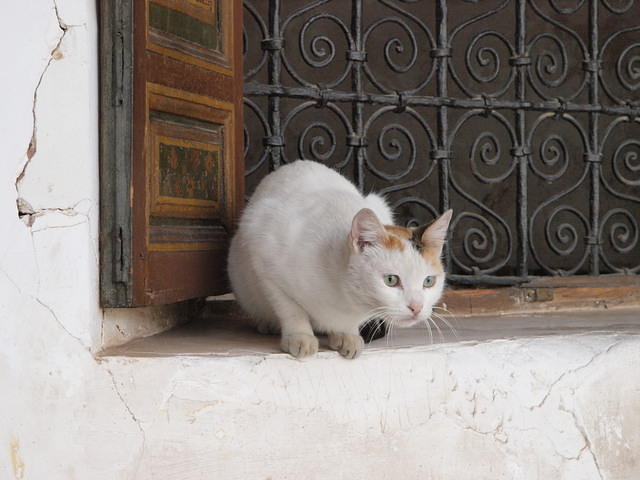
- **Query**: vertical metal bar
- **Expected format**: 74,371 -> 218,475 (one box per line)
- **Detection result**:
435,0 -> 451,270
515,0 -> 528,279
588,0 -> 600,274
267,0 -> 283,170
351,0 -> 365,189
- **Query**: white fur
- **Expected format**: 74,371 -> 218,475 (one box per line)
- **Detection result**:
228,160 -> 449,359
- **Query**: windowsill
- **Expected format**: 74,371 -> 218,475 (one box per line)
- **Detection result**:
99,305 -> 640,358
96,303 -> 640,477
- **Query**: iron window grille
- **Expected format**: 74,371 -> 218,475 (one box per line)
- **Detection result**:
243,0 -> 640,286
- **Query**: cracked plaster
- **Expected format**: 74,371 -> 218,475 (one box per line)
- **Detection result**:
2,2 -> 158,478
98,333 -> 640,480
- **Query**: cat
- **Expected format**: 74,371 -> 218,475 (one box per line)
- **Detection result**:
227,160 -> 452,359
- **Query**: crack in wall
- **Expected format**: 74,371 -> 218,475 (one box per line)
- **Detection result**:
531,340 -> 622,411
3,244 -> 92,353
34,297 -> 88,351
559,401 -> 604,479
106,369 -> 147,476
18,197 -> 91,229
439,339 -> 624,474
15,1 -> 68,188
526,340 -> 621,475
14,0 -> 82,222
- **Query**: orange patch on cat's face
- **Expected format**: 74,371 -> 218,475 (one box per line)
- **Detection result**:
382,226 -> 409,251
383,225 -> 445,270
384,225 -> 413,240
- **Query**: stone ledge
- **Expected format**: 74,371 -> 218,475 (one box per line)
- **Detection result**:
98,310 -> 640,479
100,308 -> 640,359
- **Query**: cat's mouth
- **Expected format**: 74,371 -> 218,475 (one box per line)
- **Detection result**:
395,315 -> 423,327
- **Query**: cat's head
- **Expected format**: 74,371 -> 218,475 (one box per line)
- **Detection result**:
346,208 -> 453,328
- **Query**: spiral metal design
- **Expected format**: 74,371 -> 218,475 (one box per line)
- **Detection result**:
282,8 -> 353,89
545,206 -> 589,257
469,132 -> 516,184
612,140 -> 640,186
600,208 -> 638,254
363,106 -> 435,182
617,44 -> 640,91
244,0 -> 640,284
281,101 -> 354,169
362,4 -> 436,94
528,114 -> 576,182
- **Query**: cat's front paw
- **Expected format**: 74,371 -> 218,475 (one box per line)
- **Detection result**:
281,333 -> 319,359
328,333 -> 365,359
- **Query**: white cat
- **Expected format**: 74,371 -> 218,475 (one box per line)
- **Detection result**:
228,160 -> 452,359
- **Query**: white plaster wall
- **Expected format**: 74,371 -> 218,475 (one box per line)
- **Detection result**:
1,2 -> 170,478
0,2 -> 141,478
1,0 -> 101,349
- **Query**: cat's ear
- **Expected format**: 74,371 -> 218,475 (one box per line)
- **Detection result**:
349,208 -> 386,253
419,209 -> 453,256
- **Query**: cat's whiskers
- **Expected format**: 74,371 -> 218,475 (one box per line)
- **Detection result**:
421,318 -> 434,346
362,306 -> 397,346
432,305 -> 459,331
386,319 -> 396,348
427,314 -> 445,343
431,311 -> 459,340
363,306 -> 456,348
433,304 -> 455,316
366,315 -> 389,343
385,306 -> 413,347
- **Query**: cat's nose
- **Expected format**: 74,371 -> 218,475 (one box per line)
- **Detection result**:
407,301 -> 423,315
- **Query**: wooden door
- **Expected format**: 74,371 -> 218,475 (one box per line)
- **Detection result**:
100,0 -> 243,307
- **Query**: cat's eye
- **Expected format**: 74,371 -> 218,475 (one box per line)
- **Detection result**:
423,276 -> 436,288
383,274 -> 400,287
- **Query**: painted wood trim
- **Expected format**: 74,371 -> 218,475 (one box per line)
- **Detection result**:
441,276 -> 640,317
99,0 -> 135,307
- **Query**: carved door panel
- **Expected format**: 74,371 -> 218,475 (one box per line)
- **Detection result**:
101,0 -> 243,306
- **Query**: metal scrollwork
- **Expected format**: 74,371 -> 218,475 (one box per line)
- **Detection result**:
362,0 -> 436,94
530,33 -> 569,89
466,31 -> 512,85
282,6 -> 353,89
363,106 -> 435,182
545,206 -> 589,257
598,117 -> 640,273
550,0 -> 586,14
298,122 -> 336,161
599,208 -> 640,273
613,140 -> 640,186
282,101 -> 354,169
244,0 -> 640,285
243,1 -> 269,81
602,0 -> 636,14
528,113 -> 592,275
617,43 -> 640,92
